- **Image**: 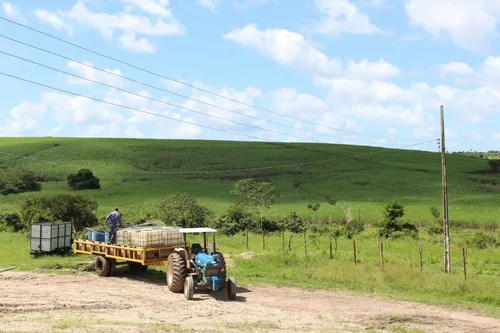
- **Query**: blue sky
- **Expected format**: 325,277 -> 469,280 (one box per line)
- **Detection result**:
0,0 -> 499,152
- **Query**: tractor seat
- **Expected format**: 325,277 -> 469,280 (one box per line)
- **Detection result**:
191,243 -> 203,255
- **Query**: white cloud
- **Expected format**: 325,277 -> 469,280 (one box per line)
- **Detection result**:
34,9 -> 72,34
313,0 -> 382,36
34,0 -> 185,53
233,0 -> 277,10
268,88 -> 329,117
224,24 -> 342,78
1,101 -> 47,134
196,0 -> 223,11
438,56 -> 500,88
401,34 -> 423,41
118,33 -> 155,53
346,58 -> 400,80
439,62 -> 474,75
2,1 -> 20,19
119,0 -> 173,17
65,61 -> 125,87
161,78 -> 189,92
224,24 -> 400,80
406,0 -> 500,53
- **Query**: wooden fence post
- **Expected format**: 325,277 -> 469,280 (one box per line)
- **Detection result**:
418,242 -> 423,275
462,247 -> 467,280
380,241 -> 384,268
353,239 -> 357,265
304,232 -> 307,256
329,236 -> 333,259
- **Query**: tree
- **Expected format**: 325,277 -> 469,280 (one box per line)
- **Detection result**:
307,202 -> 321,221
20,194 -> 99,231
67,168 -> 100,190
281,212 -> 305,251
231,178 -> 279,231
158,193 -> 213,228
377,201 -> 418,239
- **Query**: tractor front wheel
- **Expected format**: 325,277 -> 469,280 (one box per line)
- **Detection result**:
166,252 -> 186,293
227,277 -> 237,300
184,276 -> 194,300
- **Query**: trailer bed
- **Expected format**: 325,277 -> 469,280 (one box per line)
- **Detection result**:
73,239 -> 187,266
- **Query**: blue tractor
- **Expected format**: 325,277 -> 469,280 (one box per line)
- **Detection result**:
166,228 -> 236,301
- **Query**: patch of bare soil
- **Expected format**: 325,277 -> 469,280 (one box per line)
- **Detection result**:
0,271 -> 499,333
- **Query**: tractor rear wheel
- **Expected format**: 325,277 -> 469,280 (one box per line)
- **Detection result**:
166,252 -> 186,293
184,276 -> 194,300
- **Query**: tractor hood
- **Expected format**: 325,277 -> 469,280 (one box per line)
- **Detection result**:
195,252 -> 217,267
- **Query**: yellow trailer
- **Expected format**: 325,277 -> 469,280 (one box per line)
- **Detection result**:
73,238 -> 190,276
72,227 -> 237,300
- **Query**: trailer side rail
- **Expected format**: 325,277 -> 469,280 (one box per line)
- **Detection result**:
73,239 -> 186,266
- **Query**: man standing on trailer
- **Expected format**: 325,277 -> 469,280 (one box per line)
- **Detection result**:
106,207 -> 122,244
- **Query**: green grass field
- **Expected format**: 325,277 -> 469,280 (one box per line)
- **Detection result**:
0,137 -> 499,227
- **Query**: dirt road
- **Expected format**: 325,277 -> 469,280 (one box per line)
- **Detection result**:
1,270 -> 499,333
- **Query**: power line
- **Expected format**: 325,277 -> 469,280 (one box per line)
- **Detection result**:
0,71 -> 276,142
0,16 -> 417,142
0,50 -> 323,144
0,34 -> 413,146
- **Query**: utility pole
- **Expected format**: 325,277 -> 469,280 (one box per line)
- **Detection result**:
440,105 -> 451,274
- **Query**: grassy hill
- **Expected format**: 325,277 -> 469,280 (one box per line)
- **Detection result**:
0,137 -> 499,227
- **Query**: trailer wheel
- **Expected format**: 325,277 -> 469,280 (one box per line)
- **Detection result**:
227,277 -> 237,300
107,258 -> 116,276
95,256 -> 111,277
166,252 -> 186,293
184,276 -> 194,300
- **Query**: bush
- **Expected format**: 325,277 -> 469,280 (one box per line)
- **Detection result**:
342,219 -> 365,239
0,211 -> 23,232
157,193 -> 213,228
67,168 -> 100,190
467,232 -> 498,249
214,202 -> 256,236
377,201 -> 418,239
0,170 -> 42,196
20,194 -> 99,231
488,159 -> 500,173
427,206 -> 443,235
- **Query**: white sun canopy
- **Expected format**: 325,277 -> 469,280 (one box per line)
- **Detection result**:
179,227 -> 217,234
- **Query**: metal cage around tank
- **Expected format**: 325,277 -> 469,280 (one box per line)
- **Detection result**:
30,221 -> 73,254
